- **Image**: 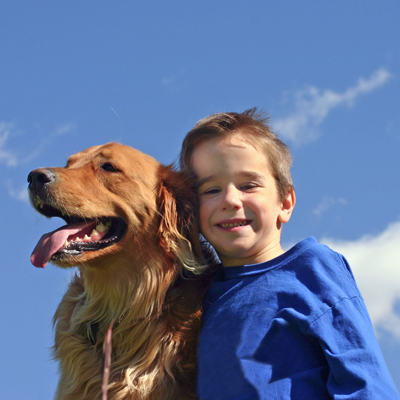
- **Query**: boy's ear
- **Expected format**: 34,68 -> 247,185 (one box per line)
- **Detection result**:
278,188 -> 296,224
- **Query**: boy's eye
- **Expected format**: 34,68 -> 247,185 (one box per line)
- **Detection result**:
201,188 -> 221,196
240,184 -> 257,191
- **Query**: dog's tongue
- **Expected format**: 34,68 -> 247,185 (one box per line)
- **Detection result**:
31,221 -> 95,268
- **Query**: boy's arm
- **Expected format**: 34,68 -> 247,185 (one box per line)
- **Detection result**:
308,293 -> 399,399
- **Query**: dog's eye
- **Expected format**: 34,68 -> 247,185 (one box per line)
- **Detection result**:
101,162 -> 119,172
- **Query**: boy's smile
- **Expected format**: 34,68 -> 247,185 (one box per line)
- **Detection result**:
191,132 -> 295,267
217,219 -> 252,229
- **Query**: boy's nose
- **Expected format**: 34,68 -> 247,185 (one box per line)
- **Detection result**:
221,186 -> 241,210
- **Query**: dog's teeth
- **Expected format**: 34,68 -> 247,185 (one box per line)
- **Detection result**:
84,234 -> 90,241
90,229 -> 99,237
75,237 -> 82,242
96,222 -> 107,232
64,240 -> 69,247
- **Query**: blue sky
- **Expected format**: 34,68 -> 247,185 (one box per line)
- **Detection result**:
1,1 -> 399,398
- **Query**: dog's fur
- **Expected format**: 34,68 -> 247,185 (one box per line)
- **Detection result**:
28,143 -> 215,400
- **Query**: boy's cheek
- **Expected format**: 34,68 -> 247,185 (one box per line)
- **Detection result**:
198,205 -> 209,227
198,218 -> 213,244
198,219 -> 208,236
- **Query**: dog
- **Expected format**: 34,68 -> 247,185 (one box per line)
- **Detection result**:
28,143 -> 215,400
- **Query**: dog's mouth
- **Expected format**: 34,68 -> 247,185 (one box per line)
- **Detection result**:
30,198 -> 127,268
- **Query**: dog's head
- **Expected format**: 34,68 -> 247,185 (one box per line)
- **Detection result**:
28,143 -> 202,273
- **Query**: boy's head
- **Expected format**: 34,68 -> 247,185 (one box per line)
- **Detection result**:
180,108 -> 293,202
180,108 -> 295,266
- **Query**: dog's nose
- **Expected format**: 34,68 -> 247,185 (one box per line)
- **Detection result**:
28,168 -> 56,192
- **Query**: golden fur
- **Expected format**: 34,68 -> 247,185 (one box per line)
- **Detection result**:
28,143 -> 214,400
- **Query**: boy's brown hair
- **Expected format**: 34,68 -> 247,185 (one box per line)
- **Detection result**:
179,108 -> 294,201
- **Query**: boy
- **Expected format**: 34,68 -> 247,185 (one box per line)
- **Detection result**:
180,109 -> 399,400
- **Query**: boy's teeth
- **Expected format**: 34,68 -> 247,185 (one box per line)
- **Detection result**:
220,221 -> 248,228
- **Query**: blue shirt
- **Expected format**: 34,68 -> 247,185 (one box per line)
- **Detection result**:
198,237 -> 399,400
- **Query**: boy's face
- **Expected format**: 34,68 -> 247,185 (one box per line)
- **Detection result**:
191,133 -> 294,267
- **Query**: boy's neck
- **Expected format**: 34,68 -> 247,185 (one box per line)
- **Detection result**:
220,243 -> 285,267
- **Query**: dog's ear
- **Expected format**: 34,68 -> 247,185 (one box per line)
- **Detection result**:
157,166 -> 203,265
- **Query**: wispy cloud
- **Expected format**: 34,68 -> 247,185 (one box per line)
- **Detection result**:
51,123 -> 74,137
321,221 -> 400,339
6,181 -> 29,203
273,68 -> 392,145
1,120 -> 75,202
313,197 -> 347,217
20,122 -> 76,164
162,67 -> 187,91
0,121 -> 75,168
0,122 -> 19,167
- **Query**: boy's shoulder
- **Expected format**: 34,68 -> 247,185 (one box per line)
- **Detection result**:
217,237 -> 348,283
286,237 -> 359,297
285,236 -> 343,265
288,236 -> 349,271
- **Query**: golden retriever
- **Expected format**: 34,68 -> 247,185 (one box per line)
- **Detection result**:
28,143 -> 215,400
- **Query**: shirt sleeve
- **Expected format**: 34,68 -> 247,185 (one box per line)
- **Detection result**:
307,294 -> 399,399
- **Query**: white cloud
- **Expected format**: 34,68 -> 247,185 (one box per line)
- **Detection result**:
273,68 -> 392,145
0,121 -> 75,168
313,197 -> 347,216
162,67 -> 187,91
6,181 -> 29,203
321,221 -> 400,339
1,120 -> 75,202
0,122 -> 19,167
51,123 -> 74,137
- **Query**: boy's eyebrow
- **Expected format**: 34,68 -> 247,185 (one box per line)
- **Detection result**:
196,175 -> 215,188
196,171 -> 267,188
240,171 -> 267,180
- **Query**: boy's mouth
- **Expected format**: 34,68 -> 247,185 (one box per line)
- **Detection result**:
217,220 -> 251,229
